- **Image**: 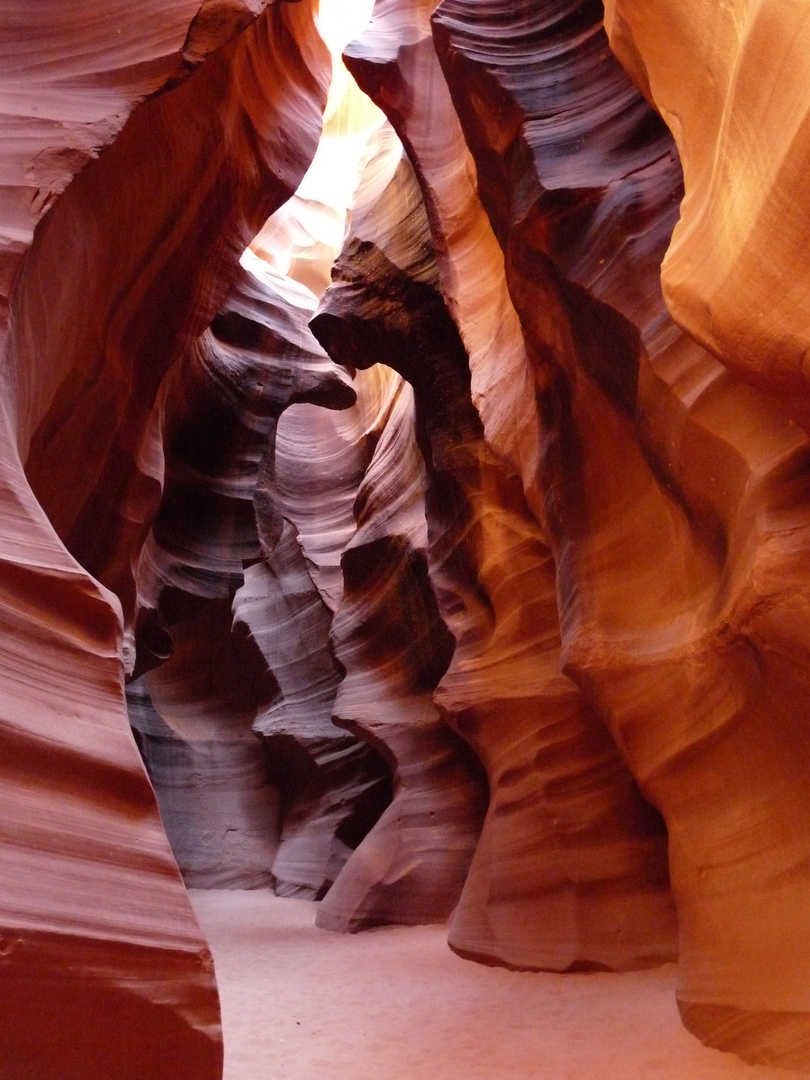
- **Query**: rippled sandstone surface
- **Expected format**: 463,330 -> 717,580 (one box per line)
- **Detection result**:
0,3 -> 329,1077
3,0 -> 810,1075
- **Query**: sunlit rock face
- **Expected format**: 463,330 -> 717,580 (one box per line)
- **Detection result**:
604,0 -> 810,431
431,0 -> 810,1068
311,150 -> 675,966
3,0 -> 810,1074
0,0 -> 202,350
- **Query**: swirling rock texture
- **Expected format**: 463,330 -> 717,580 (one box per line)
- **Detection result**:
233,527 -> 392,900
0,0 -> 199,348
313,265 -> 489,930
0,3 -> 331,1078
317,378 -> 490,931
312,147 -> 675,965
16,3 -> 330,634
603,0 -> 810,430
128,252 -> 392,901
128,626 -> 281,892
4,0 -> 810,1075
597,0 -> 810,1064
429,0 -> 810,1068
296,134 -> 489,933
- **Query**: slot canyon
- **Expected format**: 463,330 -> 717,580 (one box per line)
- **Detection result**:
2,0 -> 810,1076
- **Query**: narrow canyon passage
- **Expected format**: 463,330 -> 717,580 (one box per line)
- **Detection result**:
5,1 -> 810,1076
191,890 -> 796,1080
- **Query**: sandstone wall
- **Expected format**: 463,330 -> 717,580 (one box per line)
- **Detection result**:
3,0 -> 810,1073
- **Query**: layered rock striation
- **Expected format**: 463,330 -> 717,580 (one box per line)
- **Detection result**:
431,0 -> 810,1066
129,250 -> 390,900
0,4 -> 331,1078
312,152 -> 490,931
604,0 -> 810,430
312,158 -> 675,966
3,0 -> 810,1075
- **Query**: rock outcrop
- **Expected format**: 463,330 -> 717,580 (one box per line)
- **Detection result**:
604,0 -> 810,431
127,255 -> 386,901
294,136 -> 488,932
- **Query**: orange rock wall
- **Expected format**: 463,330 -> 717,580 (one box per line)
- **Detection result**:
3,0 -> 810,1075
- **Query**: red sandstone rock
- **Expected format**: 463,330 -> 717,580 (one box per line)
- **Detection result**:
343,0 -> 544,515
0,4 -> 330,1077
0,0 -> 198,345
234,530 -> 391,899
302,141 -> 486,930
129,249 -> 387,900
311,151 -> 675,965
315,331 -> 487,931
15,4 -> 329,629
129,613 -> 280,890
4,0 -> 810,1073
604,0 -> 810,432
434,0 -> 810,1066
0,1 -> 273,357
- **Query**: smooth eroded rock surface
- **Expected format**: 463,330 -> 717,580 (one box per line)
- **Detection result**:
4,0 -> 810,1074
1,3 -> 330,1077
312,137 -> 675,966
434,0 -> 810,1065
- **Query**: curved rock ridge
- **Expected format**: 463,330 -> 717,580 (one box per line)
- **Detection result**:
431,0 -> 681,352
0,0 -> 272,352
272,367 -> 396,613
129,616 -> 281,891
135,260 -> 355,627
119,6 -> 398,913
248,19 -> 390,300
129,239 -> 390,900
266,118 -> 423,622
432,0 -> 810,1067
311,141 -> 675,966
13,2 -> 330,634
0,5 -> 330,1077
0,495 -> 222,1080
265,351 -> 445,909
343,0 -> 544,510
233,527 -> 392,899
315,337 -> 487,931
311,142 -> 489,931
0,0 -> 195,341
604,0 -> 810,432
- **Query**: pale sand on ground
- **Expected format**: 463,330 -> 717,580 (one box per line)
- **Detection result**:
190,890 -> 798,1080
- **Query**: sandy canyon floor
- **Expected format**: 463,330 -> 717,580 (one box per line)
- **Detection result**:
190,890 -> 798,1080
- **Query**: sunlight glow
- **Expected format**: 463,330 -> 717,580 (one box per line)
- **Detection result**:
243,0 -> 399,300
